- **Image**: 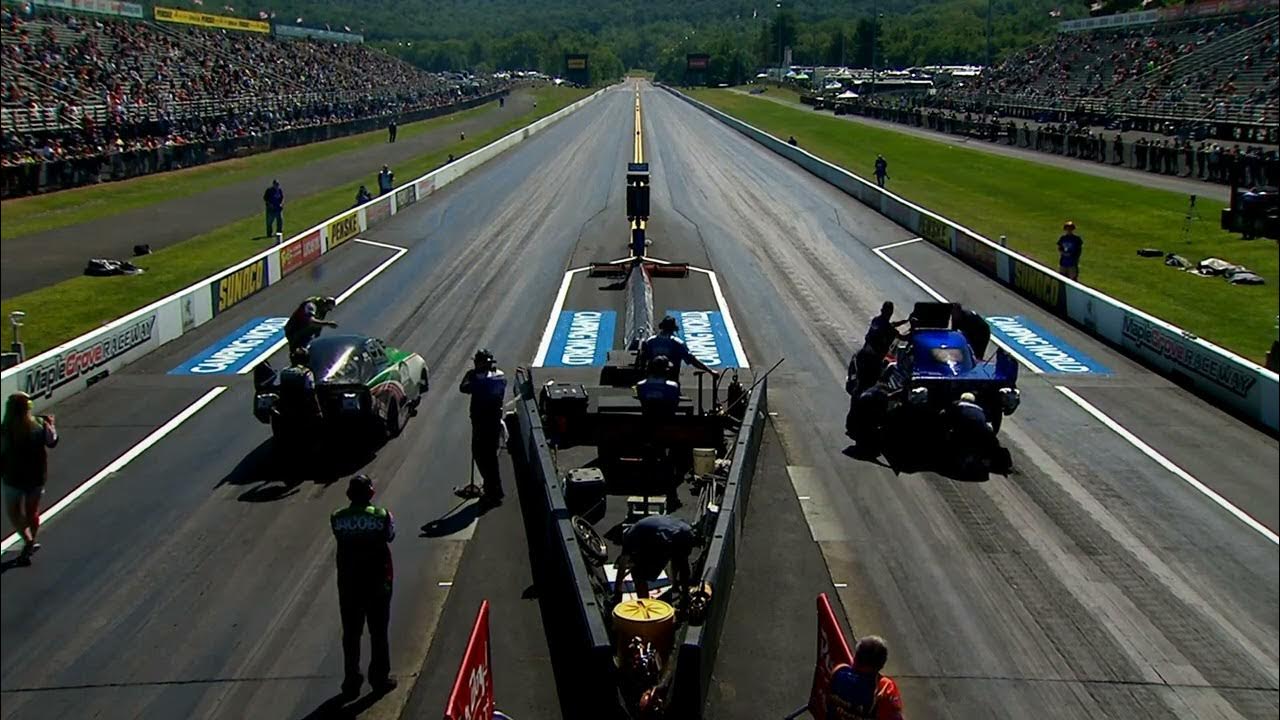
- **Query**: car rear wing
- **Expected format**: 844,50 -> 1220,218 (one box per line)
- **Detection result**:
993,348 -> 1019,384
910,301 -> 954,329
252,359 -> 277,391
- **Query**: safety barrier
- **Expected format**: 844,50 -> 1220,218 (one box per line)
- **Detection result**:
665,87 -> 1280,433
0,88 -> 604,417
510,374 -> 617,718
672,378 -> 768,717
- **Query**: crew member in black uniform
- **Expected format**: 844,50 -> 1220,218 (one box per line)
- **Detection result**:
330,474 -> 397,698
459,349 -> 507,504
284,295 -> 337,353
950,303 -> 990,359
847,302 -> 907,436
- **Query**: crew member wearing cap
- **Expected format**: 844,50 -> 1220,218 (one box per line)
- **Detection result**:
330,474 -> 397,698
1057,221 -> 1083,281
460,349 -> 507,504
637,315 -> 714,382
612,514 -> 694,607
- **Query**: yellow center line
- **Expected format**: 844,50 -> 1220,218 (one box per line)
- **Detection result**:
633,90 -> 645,232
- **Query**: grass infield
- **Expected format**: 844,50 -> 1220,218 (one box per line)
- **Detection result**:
690,88 -> 1278,363
2,86 -> 590,358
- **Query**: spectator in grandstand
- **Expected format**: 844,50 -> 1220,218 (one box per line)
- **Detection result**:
874,154 -> 889,188
1112,134 -> 1125,166
388,118 -> 397,143
1057,221 -> 1083,282
377,164 -> 393,195
263,179 -> 284,238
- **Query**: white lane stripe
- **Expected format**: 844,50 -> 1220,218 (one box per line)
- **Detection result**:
873,237 -> 924,251
1056,386 -> 1278,545
870,244 -> 1043,375
688,266 -> 751,369
1,386 -> 229,553
234,238 -> 409,374
532,267 -> 588,367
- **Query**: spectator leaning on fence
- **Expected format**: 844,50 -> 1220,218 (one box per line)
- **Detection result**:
264,179 -> 284,238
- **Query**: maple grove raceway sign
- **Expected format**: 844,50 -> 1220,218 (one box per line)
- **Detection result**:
20,315 -> 157,398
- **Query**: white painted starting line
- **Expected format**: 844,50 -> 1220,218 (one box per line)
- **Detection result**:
871,238 -> 1278,545
1,238 -> 413,554
532,266 -> 589,367
1,386 -> 229,553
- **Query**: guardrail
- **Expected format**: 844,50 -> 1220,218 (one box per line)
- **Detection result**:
672,377 -> 768,717
665,86 -> 1280,433
0,88 -> 604,418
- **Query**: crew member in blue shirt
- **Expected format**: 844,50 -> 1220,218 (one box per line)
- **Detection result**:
1057,221 -> 1083,281
612,514 -> 694,607
874,154 -> 889,188
636,356 -> 681,417
377,164 -> 394,196
459,349 -> 507,504
263,179 -> 284,238
637,316 -> 714,381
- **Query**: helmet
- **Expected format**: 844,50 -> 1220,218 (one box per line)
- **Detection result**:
658,315 -> 678,333
474,348 -> 495,367
290,345 -> 310,366
347,474 -> 375,501
649,355 -> 673,376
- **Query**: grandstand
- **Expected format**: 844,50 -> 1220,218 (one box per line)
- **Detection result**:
0,4 -> 509,196
960,11 -> 1279,129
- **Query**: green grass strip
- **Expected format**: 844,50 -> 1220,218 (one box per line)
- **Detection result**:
2,86 -> 590,358
0,97 -> 502,240
690,88 -> 1278,363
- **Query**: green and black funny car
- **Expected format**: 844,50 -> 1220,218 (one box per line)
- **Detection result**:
253,334 -> 429,440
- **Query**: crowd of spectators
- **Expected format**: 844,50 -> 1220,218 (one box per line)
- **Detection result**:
0,7 -> 510,192
956,13 -> 1278,121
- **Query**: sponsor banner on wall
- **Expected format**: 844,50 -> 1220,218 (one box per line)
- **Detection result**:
272,23 -> 363,43
416,176 -> 436,199
1010,259 -> 1065,312
955,232 -> 998,276
1121,314 -> 1259,399
917,213 -> 952,251
37,0 -> 143,18
365,198 -> 391,226
327,212 -> 361,249
20,314 -> 157,398
154,6 -> 270,33
280,229 -> 322,276
395,184 -> 417,210
210,258 -> 269,315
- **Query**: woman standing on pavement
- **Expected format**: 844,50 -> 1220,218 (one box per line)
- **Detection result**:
1,392 -> 58,563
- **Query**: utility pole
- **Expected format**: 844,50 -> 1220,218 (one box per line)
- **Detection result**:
776,1 -> 784,81
871,0 -> 879,96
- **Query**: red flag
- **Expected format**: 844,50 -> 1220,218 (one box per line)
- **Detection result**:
807,593 -> 854,718
445,600 -> 495,720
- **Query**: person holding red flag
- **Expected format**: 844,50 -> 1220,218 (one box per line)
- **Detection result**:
825,635 -> 904,720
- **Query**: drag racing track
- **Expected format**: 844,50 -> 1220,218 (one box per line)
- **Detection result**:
2,80 -> 1277,720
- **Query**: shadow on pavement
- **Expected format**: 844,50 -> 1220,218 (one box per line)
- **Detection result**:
217,438 -> 377,502
296,686 -> 394,719
419,499 -> 481,538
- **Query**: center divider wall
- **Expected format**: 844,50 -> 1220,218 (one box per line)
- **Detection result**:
0,88 -> 606,417
663,86 -> 1279,433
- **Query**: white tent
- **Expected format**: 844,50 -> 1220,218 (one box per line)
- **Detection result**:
836,90 -> 859,99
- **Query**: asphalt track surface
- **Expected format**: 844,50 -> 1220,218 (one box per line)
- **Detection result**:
0,90 -> 534,299
1,81 -> 1276,720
